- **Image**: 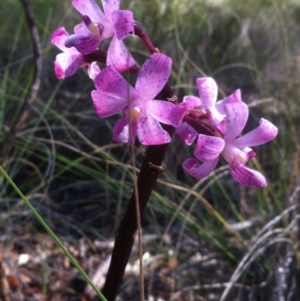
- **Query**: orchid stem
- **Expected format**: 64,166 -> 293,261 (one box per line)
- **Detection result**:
101,86 -> 174,301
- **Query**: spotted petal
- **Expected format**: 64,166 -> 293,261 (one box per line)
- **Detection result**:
94,66 -> 137,99
176,123 -> 198,145
147,100 -> 186,127
107,35 -> 135,72
91,90 -> 126,117
87,62 -> 101,79
113,116 -> 137,143
137,113 -> 171,145
194,134 -> 225,161
183,158 -> 219,179
73,21 -> 93,36
102,0 -> 120,20
65,33 -> 99,55
234,118 -> 278,148
216,89 -> 242,115
135,53 -> 172,100
111,10 -> 134,40
196,77 -> 218,108
230,163 -> 267,188
181,95 -> 201,109
54,52 -> 85,79
224,102 -> 249,142
71,0 -> 105,22
51,27 -> 70,52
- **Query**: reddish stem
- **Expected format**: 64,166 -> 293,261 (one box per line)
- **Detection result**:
134,22 -> 158,54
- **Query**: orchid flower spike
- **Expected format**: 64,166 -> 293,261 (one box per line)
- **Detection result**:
64,0 -> 135,72
51,27 -> 101,79
184,101 -> 278,188
91,53 -> 184,145
176,77 -> 242,145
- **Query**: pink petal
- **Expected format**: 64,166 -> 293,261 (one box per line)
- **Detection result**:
94,66 -> 138,100
194,134 -> 224,161
87,62 -> 101,79
111,10 -> 134,40
137,113 -> 171,145
183,158 -> 219,179
176,123 -> 198,145
230,163 -> 267,188
107,36 -> 135,72
135,53 -> 172,100
224,102 -> 249,142
216,89 -> 242,115
71,0 -> 105,22
221,142 -> 255,165
91,90 -> 126,117
147,100 -> 186,127
54,52 -> 85,79
51,27 -> 69,52
73,21 -> 92,35
181,95 -> 201,109
113,116 -> 137,143
65,33 -> 99,55
233,118 -> 278,148
196,77 -> 218,108
102,0 -> 120,19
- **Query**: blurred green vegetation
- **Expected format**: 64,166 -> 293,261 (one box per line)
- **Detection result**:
0,0 -> 300,299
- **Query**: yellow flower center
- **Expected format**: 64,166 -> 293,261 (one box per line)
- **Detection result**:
237,152 -> 247,163
129,107 -> 140,120
89,22 -> 101,38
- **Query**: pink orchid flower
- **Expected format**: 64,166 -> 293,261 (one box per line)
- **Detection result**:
183,101 -> 278,188
176,77 -> 241,145
91,53 -> 184,145
51,27 -> 100,79
64,0 -> 135,72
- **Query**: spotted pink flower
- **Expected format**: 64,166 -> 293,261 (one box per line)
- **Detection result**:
64,0 -> 135,72
183,101 -> 278,188
91,53 -> 185,145
51,27 -> 100,79
176,77 -> 242,145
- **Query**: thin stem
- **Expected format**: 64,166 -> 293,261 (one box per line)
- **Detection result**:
134,22 -> 158,54
127,66 -> 145,301
131,134 -> 145,301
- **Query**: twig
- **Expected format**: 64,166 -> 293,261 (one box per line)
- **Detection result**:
0,0 -> 42,163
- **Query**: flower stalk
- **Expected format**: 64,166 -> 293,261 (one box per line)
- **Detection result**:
102,138 -> 172,301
